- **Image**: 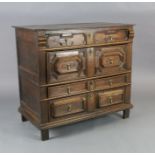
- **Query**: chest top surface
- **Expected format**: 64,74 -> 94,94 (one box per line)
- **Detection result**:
13,22 -> 133,31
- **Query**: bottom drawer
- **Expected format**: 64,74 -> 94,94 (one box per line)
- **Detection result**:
50,95 -> 87,118
98,88 -> 125,107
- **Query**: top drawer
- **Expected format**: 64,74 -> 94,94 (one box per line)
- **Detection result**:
38,28 -> 133,49
94,29 -> 129,44
47,32 -> 86,48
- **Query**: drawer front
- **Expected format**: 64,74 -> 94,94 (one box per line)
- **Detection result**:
94,29 -> 129,44
95,74 -> 130,90
98,88 -> 125,107
47,45 -> 130,84
50,95 -> 86,117
47,74 -> 130,99
48,81 -> 88,99
47,49 -> 86,83
38,28 -> 133,49
95,45 -> 130,76
45,31 -> 87,48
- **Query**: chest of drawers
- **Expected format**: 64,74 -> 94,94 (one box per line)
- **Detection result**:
14,22 -> 134,141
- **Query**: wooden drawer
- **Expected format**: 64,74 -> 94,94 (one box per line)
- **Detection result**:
50,95 -> 87,118
95,74 -> 130,91
47,49 -> 86,83
47,74 -> 130,100
45,31 -> 87,48
48,81 -> 88,99
47,45 -> 131,84
98,88 -> 125,107
94,29 -> 129,44
95,45 -> 131,76
38,28 -> 132,49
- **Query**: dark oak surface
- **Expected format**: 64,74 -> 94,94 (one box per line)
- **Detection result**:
15,22 -> 134,141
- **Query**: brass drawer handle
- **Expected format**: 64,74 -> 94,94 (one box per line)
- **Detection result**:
108,79 -> 113,87
89,81 -> 94,90
82,97 -> 86,104
109,58 -> 114,65
108,96 -> 113,104
110,36 -> 113,41
67,86 -> 71,94
108,35 -> 113,41
66,64 -> 71,70
67,104 -> 72,112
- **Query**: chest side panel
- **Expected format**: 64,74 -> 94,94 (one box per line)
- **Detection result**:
16,29 -> 41,120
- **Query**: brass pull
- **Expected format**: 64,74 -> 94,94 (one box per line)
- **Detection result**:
108,35 -> 113,41
82,97 -> 86,104
109,58 -> 114,65
66,64 -> 71,70
108,96 -> 113,104
89,81 -> 94,90
87,33 -> 93,44
87,33 -> 92,38
67,104 -> 72,112
108,79 -> 113,87
67,86 -> 71,94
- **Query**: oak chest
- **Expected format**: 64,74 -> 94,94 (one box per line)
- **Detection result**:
14,22 -> 134,140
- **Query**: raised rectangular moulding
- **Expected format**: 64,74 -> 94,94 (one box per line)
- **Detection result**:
95,44 -> 131,76
94,73 -> 130,91
94,29 -> 129,44
46,49 -> 87,83
50,95 -> 87,118
98,88 -> 125,107
47,32 -> 87,48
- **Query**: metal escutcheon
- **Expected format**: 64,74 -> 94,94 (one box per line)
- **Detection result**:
67,104 -> 72,112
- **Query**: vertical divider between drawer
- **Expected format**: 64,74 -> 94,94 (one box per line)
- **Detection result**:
86,47 -> 95,77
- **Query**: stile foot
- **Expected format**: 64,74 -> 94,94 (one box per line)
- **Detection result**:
21,115 -> 27,122
123,109 -> 130,119
41,129 -> 49,141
